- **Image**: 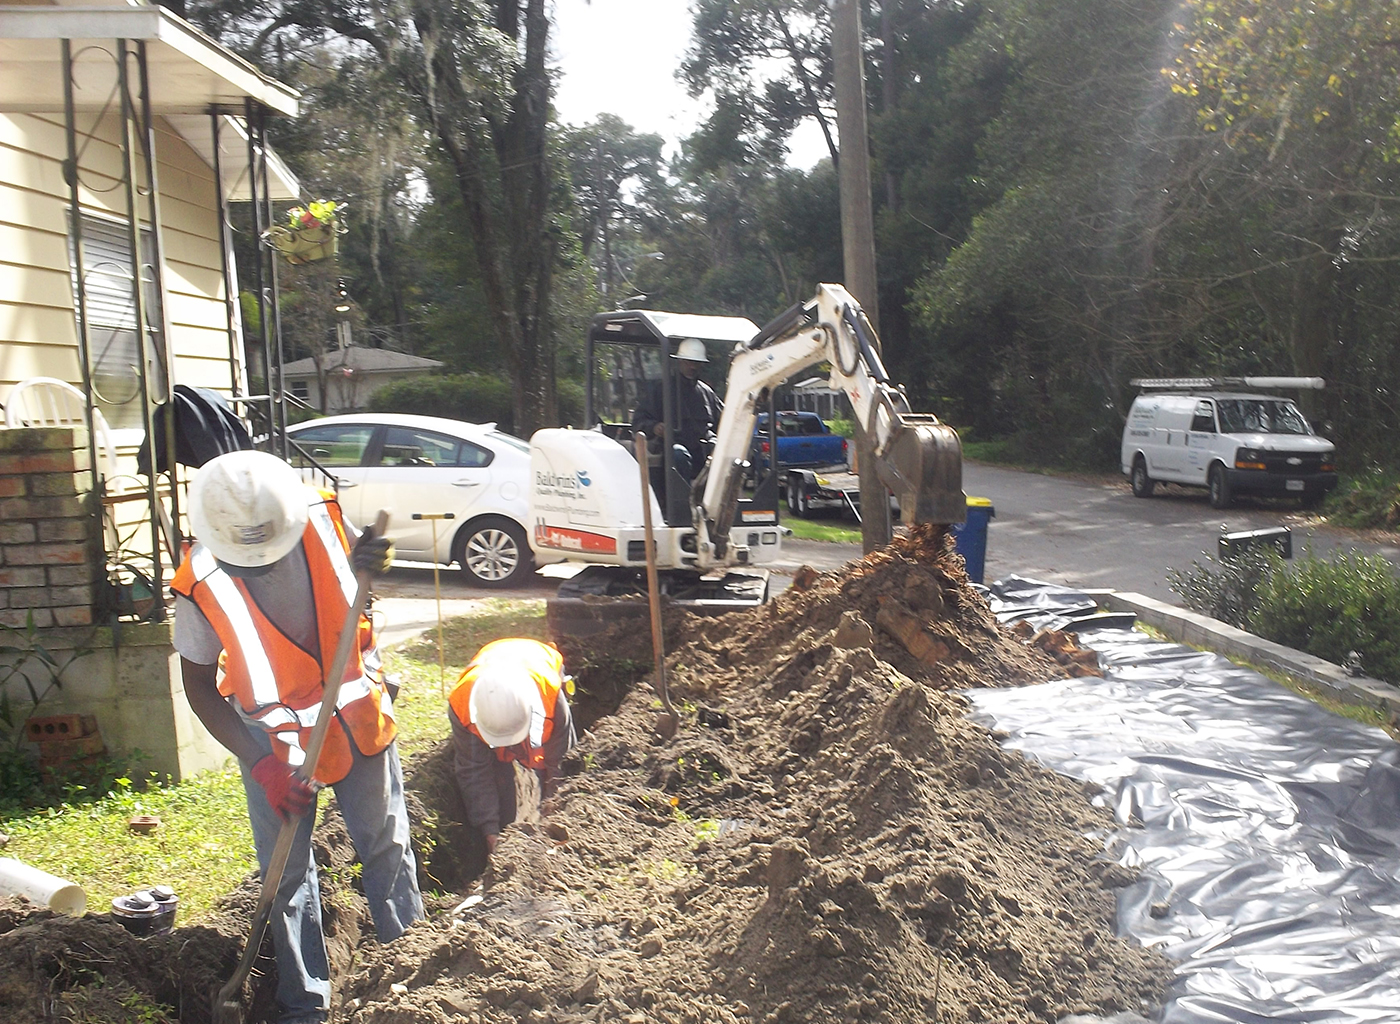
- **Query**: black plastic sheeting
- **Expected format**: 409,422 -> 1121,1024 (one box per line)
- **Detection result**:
971,577 -> 1400,1024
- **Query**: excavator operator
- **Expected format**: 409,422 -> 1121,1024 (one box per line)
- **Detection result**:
630,337 -> 722,482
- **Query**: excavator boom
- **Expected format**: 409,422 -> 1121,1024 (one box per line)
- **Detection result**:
696,284 -> 964,562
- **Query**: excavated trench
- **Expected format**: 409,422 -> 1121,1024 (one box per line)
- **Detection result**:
0,528 -> 1175,1023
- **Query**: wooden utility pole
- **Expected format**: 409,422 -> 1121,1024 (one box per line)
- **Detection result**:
832,0 -> 892,552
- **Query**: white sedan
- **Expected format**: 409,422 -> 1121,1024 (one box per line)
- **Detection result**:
286,413 -> 533,586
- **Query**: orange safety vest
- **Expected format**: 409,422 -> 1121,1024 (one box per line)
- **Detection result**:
171,492 -> 396,785
448,638 -> 565,770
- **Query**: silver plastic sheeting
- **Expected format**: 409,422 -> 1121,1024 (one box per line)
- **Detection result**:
971,577 -> 1400,1024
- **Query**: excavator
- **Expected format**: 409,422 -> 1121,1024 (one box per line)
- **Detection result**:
528,284 -> 965,635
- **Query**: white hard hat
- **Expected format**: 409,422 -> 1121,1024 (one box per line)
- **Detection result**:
187,451 -> 310,570
468,671 -> 533,747
672,338 -> 709,362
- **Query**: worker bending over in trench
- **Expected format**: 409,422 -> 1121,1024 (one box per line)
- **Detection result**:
447,638 -> 577,856
172,451 -> 424,1024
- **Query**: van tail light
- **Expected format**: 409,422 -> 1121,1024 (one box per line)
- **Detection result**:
1321,461 -> 1335,472
761,440 -> 770,455
842,438 -> 849,458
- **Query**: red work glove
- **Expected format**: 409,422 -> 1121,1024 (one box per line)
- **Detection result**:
251,755 -> 316,822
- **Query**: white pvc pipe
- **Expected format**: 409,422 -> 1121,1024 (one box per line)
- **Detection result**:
0,857 -> 87,916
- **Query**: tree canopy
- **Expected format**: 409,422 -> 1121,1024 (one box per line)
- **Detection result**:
190,0 -> 1400,471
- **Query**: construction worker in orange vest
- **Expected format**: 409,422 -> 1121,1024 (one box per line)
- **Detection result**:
448,638 -> 577,856
172,450 -> 423,1024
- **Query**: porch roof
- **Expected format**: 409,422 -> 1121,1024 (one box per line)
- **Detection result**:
0,5 -> 299,116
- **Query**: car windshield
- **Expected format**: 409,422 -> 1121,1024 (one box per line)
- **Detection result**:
1216,399 -> 1312,435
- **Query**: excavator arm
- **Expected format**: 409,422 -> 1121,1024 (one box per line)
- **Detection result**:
695,284 -> 964,564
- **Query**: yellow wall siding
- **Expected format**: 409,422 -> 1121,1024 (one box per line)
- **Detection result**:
1,112 -> 238,402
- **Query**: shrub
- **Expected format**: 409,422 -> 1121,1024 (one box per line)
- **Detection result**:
1325,468 -> 1400,530
1167,547 -> 1280,629
370,373 -> 516,430
369,373 -> 587,435
1168,548 -> 1400,684
1249,553 -> 1400,684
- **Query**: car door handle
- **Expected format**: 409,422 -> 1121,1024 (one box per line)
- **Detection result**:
452,479 -> 482,487
336,479 -> 359,488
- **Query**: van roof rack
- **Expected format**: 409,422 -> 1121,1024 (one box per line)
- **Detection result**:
1130,376 -> 1325,391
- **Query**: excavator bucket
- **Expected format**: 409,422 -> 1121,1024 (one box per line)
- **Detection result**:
874,414 -> 967,525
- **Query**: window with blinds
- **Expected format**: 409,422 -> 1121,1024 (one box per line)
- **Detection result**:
68,215 -> 161,432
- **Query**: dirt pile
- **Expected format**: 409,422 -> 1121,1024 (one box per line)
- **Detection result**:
0,527 -> 1173,1023
336,527 -> 1172,1023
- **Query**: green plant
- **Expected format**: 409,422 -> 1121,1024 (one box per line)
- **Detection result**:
286,199 -> 340,230
825,417 -> 855,438
1325,468 -> 1400,530
370,372 -> 516,429
1167,547 -> 1281,628
58,983 -> 176,1024
0,612 -> 91,747
0,613 -> 94,812
1249,552 -> 1400,683
1169,547 -> 1400,684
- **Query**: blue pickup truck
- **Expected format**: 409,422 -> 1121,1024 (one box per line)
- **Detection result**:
751,411 -> 871,518
750,411 -> 848,471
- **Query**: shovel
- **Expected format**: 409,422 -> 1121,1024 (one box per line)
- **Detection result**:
634,433 -> 679,738
213,509 -> 391,1024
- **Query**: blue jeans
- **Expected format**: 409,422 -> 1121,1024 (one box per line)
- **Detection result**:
240,731 -> 424,1024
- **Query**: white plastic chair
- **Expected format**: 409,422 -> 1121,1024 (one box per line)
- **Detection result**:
3,376 -> 173,561
4,376 -> 120,483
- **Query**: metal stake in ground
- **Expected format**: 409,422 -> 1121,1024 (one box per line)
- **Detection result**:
411,512 -> 456,697
213,509 -> 392,1024
635,431 -> 679,738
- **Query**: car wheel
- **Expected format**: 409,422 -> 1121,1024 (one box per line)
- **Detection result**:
795,488 -> 810,518
456,517 -> 531,587
1208,464 -> 1233,509
787,477 -> 801,515
1130,456 -> 1155,498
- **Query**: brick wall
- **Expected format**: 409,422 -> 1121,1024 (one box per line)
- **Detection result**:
0,427 -> 102,628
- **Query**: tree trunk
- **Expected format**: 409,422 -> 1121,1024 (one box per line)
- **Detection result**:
422,0 -> 557,436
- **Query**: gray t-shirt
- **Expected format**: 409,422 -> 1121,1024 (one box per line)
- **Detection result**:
173,542 -> 319,665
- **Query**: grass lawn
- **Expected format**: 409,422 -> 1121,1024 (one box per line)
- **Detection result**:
783,515 -> 862,544
1,598 -> 546,924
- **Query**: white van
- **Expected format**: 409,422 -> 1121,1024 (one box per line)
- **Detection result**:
1120,378 -> 1338,509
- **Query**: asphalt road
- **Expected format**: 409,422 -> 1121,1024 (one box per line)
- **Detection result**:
370,462 -> 1400,643
963,462 -> 1400,603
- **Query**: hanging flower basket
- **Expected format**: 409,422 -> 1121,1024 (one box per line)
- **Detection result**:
263,200 -> 344,266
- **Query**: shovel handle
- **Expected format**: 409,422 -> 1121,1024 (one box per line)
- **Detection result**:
214,508 -> 392,1018
634,433 -> 676,720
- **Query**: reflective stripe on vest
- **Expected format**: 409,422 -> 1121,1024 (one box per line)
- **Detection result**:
172,495 -> 396,784
448,638 -> 565,769
190,545 -> 280,709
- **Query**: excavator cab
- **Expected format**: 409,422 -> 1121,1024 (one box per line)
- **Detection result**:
584,309 -> 768,526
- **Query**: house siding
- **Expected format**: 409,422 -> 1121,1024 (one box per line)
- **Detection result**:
0,110 -> 238,408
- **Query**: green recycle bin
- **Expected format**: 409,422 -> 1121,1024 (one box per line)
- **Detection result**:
951,496 -> 995,583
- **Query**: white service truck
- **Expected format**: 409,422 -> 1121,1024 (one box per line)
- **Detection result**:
1121,377 -> 1338,509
